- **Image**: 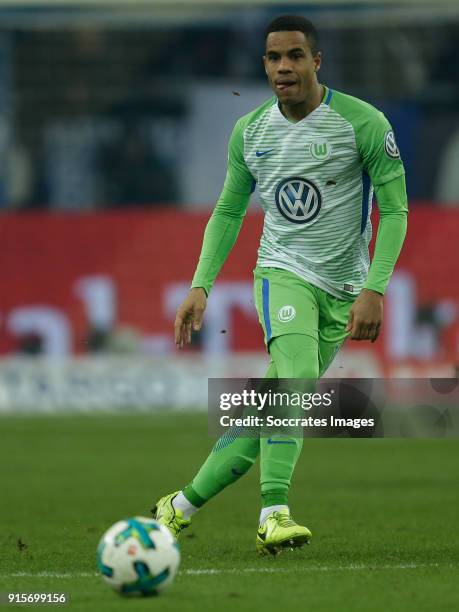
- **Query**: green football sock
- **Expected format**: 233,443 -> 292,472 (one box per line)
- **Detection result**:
183,334 -> 322,510
260,334 -> 319,507
183,430 -> 260,507
182,360 -> 278,507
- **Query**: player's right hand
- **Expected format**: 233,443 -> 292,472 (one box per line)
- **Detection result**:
174,287 -> 207,348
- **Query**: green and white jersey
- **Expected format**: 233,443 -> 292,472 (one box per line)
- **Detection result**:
223,85 -> 405,300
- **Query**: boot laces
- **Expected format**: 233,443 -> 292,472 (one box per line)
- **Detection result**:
273,512 -> 296,528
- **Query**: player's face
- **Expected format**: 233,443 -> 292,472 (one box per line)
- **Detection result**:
263,31 -> 321,105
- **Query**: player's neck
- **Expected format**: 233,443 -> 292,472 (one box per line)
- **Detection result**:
279,83 -> 325,123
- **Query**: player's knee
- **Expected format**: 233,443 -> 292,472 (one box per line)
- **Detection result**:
274,358 -> 319,380
293,362 -> 319,379
270,334 -> 319,379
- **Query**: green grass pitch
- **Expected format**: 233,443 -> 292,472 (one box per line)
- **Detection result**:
1,413 -> 458,611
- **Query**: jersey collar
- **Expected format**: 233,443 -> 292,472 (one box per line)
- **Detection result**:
274,84 -> 333,125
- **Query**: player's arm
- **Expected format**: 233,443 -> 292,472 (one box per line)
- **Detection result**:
347,115 -> 408,342
175,119 -> 254,348
364,175 -> 408,295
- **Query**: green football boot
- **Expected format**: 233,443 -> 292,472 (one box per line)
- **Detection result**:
151,491 -> 191,540
256,509 -> 312,556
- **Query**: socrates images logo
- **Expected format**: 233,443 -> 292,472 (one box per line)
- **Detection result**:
310,138 -> 332,160
384,130 -> 400,159
278,305 -> 296,322
275,177 -> 322,224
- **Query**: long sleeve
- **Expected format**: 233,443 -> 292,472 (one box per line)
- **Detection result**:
364,174 -> 408,294
191,118 -> 254,295
352,107 -> 408,295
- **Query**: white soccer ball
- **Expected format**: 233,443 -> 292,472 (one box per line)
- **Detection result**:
97,517 -> 180,596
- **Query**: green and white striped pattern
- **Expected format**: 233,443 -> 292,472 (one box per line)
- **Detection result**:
230,86 -> 404,300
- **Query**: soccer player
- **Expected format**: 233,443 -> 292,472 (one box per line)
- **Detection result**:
152,15 -> 408,555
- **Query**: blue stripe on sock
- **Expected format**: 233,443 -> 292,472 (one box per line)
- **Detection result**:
262,278 -> 272,342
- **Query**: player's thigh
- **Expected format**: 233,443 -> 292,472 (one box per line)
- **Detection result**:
263,359 -> 277,379
318,339 -> 344,377
270,333 -> 319,380
253,266 -> 319,347
317,292 -> 353,376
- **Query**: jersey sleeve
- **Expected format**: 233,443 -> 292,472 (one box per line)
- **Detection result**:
221,117 -> 255,195
357,111 -> 405,187
191,119 -> 254,295
364,174 -> 408,295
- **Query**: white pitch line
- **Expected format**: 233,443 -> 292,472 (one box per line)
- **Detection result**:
0,563 -> 448,579
2,572 -> 99,578
184,563 -> 444,575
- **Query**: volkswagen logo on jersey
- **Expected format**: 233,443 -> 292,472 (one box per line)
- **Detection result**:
275,177 -> 322,224
384,130 -> 400,159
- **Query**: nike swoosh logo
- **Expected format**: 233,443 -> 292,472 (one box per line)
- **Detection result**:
267,438 -> 296,445
256,149 -> 275,157
258,528 -> 267,541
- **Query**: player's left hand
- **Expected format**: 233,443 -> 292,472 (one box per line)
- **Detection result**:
345,288 -> 383,342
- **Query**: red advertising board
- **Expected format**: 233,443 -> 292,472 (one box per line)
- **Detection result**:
1,207 -> 458,373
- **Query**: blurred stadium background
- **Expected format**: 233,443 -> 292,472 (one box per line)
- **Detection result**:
0,0 -> 458,412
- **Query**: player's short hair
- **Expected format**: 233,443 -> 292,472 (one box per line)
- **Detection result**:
265,15 -> 319,55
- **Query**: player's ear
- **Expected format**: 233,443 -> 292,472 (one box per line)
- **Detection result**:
262,55 -> 268,75
314,51 -> 322,72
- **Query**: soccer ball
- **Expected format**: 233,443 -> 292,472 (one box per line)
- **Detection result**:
97,517 -> 180,596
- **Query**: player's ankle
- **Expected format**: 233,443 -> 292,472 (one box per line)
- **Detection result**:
261,487 -> 289,507
172,490 -> 199,519
259,505 -> 289,526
